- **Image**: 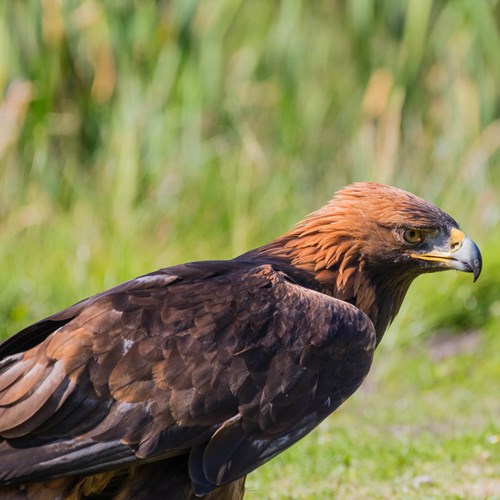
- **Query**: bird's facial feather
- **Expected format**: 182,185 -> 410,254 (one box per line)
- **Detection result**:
332,183 -> 482,281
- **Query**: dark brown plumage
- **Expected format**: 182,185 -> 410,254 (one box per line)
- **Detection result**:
0,183 -> 481,499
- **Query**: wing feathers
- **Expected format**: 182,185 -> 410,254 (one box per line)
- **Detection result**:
0,359 -> 48,406
0,260 -> 376,493
23,372 -> 109,439
0,439 -> 136,485
0,362 -> 66,436
0,356 -> 32,393
108,343 -> 156,402
0,377 -> 74,440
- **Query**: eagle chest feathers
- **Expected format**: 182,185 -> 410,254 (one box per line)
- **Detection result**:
0,182 -> 481,499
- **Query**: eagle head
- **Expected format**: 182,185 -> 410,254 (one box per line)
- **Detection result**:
330,182 -> 482,282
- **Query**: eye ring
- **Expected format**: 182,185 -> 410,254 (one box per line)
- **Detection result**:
402,229 -> 424,245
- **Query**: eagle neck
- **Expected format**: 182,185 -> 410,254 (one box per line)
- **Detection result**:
361,268 -> 414,344
243,236 -> 414,345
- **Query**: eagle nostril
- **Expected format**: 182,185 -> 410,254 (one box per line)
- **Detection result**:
451,240 -> 462,252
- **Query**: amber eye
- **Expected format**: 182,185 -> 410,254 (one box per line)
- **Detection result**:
402,229 -> 424,244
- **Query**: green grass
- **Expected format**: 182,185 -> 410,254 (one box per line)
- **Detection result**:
0,1 -> 499,497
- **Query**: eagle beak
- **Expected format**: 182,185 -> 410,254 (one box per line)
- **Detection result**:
412,228 -> 482,282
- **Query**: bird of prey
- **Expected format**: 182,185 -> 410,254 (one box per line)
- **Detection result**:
0,183 -> 481,499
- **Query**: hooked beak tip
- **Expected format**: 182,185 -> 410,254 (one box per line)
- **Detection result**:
458,236 -> 482,282
472,257 -> 482,283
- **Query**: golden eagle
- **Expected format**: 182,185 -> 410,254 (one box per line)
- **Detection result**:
0,183 -> 481,499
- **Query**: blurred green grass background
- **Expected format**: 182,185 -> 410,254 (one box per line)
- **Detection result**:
0,1 -> 499,497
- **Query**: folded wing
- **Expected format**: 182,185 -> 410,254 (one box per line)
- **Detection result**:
0,260 -> 376,493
